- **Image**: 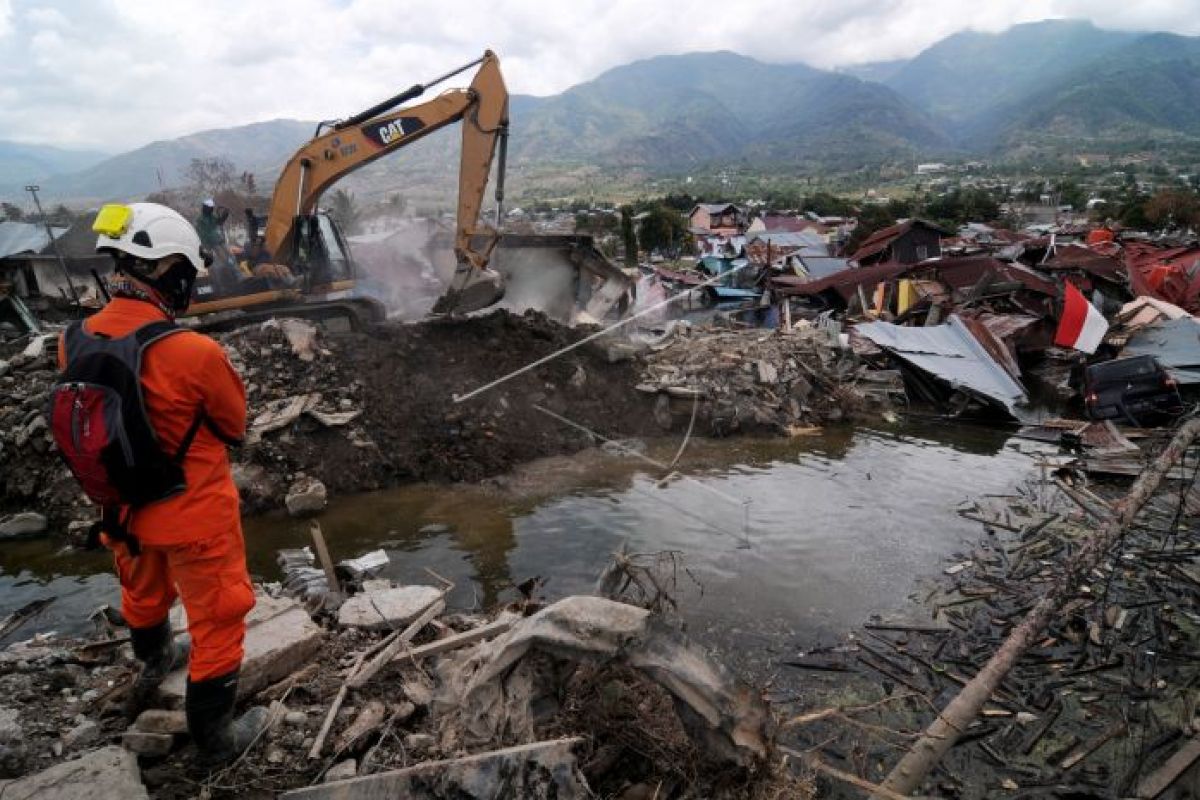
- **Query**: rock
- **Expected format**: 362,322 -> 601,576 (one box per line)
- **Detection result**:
0,745 -> 148,799
62,720 -> 100,750
337,585 -> 443,630
232,463 -> 278,505
160,594 -> 324,706
284,711 -> 307,727
0,513 -> 47,539
755,360 -> 778,385
21,336 -> 46,362
391,701 -> 416,724
0,708 -> 22,743
285,477 -> 327,517
266,745 -> 286,764
121,730 -> 174,757
1015,712 -> 1039,726
402,733 -> 434,752
134,709 -> 188,735
324,759 -> 357,782
0,742 -> 26,779
279,738 -> 587,799
652,393 -> 673,430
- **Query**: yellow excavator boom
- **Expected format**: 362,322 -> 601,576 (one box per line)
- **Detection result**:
264,51 -> 509,298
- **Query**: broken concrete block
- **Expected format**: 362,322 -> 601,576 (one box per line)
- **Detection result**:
755,360 -> 778,384
161,595 -> 324,706
62,720 -> 100,750
0,746 -> 148,800
0,708 -> 21,743
280,737 -> 588,800
0,513 -> 47,539
122,730 -> 174,757
286,477 -> 328,517
337,585 -> 442,630
134,709 -> 188,735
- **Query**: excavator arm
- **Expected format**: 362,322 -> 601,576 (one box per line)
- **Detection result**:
263,51 -> 509,305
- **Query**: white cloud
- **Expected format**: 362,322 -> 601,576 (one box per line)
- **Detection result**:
2,0 -> 1200,152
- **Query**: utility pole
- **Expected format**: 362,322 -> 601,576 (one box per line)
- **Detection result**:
24,185 -> 80,305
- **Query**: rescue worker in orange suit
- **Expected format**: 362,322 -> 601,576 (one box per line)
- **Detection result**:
59,202 -> 267,765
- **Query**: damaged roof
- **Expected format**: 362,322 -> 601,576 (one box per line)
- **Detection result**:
1120,316 -> 1200,385
855,314 -> 1028,416
0,221 -> 69,260
850,219 -> 949,264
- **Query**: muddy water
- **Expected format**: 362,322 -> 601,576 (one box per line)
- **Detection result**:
0,421 -> 1042,663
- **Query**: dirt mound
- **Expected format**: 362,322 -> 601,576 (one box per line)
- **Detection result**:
0,311 -> 660,528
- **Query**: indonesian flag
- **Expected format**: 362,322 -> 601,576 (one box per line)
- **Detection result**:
1054,282 -> 1108,354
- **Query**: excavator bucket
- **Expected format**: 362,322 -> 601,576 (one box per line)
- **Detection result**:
429,233 -> 633,325
431,263 -> 506,315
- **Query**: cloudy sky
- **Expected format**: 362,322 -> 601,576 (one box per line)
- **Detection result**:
2,0 -> 1199,153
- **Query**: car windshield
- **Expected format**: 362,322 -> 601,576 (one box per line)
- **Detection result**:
1090,357 -> 1158,383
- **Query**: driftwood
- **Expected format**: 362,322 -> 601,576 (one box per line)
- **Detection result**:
878,418 -> 1200,797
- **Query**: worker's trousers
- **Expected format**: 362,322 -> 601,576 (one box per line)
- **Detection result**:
109,522 -> 256,682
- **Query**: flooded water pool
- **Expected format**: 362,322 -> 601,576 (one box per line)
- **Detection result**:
0,421 -> 1042,663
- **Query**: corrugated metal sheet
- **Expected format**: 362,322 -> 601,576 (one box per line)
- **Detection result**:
855,314 -> 1029,416
1121,317 -> 1200,385
0,221 -> 67,259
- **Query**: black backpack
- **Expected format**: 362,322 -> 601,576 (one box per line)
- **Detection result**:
48,320 -> 205,554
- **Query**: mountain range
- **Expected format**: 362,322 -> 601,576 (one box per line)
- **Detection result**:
6,18 -> 1200,204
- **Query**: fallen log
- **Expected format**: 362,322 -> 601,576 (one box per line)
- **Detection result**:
878,418 -> 1200,797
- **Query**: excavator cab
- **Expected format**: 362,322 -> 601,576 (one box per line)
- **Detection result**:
291,212 -> 355,291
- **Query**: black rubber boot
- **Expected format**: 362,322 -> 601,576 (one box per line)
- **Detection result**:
186,670 -> 269,767
126,620 -> 190,719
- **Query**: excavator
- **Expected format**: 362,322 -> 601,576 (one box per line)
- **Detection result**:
184,51 -> 520,329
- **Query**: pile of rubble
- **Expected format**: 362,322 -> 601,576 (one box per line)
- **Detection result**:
636,320 -> 903,436
0,549 -> 806,799
0,331 -> 85,536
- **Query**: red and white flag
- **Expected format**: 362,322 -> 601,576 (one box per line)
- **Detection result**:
1054,281 -> 1108,354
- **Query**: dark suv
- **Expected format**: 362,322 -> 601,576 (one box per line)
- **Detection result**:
1083,355 -> 1184,425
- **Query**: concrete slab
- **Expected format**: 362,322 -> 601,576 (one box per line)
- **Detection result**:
161,595 -> 324,706
0,746 -> 148,800
337,586 -> 443,631
280,737 -> 587,800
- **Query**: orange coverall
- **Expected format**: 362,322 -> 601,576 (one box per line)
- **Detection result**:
60,297 -> 255,681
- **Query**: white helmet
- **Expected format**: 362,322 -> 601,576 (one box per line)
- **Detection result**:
93,202 -> 205,272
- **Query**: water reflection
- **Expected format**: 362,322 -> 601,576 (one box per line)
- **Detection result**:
0,421 -> 1040,649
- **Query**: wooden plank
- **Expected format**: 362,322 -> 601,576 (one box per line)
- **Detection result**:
310,522 -> 341,595
391,619 -> 513,665
347,597 -> 445,689
283,738 -> 586,799
1060,721 -> 1127,771
1136,737 -> 1200,798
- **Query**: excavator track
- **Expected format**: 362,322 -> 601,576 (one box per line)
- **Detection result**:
190,297 -> 387,334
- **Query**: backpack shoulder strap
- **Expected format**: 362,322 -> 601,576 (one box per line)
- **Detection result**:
133,319 -> 181,348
